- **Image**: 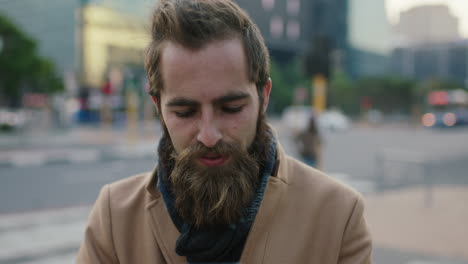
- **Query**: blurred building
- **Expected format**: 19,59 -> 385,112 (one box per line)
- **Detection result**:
234,0 -> 309,63
0,0 -> 150,94
81,5 -> 148,88
1,0 -> 392,90
347,0 -> 391,77
234,0 -> 350,74
391,41 -> 468,85
390,4 -> 467,85
235,0 -> 393,78
84,0 -> 152,17
393,5 -> 461,47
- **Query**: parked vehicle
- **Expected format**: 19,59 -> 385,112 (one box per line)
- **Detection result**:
422,90 -> 468,128
0,109 -> 28,131
318,109 -> 351,132
281,106 -> 313,133
281,106 -> 351,133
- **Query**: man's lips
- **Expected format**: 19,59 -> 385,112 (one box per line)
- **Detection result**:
198,155 -> 229,167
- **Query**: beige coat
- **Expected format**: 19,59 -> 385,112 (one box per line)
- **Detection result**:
77,144 -> 372,263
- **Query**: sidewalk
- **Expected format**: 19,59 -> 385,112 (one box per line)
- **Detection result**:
0,206 -> 89,264
364,185 -> 468,262
0,122 -> 161,168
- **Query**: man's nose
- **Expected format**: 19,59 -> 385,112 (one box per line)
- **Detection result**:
197,114 -> 222,148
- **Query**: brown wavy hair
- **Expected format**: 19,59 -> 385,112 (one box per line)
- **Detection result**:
145,0 -> 270,101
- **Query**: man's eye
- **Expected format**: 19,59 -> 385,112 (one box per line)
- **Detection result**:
222,105 -> 243,114
174,110 -> 196,118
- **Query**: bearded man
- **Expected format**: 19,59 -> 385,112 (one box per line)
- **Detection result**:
77,0 -> 372,263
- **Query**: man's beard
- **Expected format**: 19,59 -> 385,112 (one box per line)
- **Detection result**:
158,114 -> 271,228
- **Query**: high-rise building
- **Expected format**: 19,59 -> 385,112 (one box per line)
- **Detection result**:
393,5 -> 461,46
235,0 -> 349,71
390,5 -> 467,85
234,0 -> 311,63
391,41 -> 468,85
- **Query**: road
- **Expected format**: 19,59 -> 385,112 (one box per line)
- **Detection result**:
1,122 -> 467,263
0,159 -> 155,214
275,121 -> 468,188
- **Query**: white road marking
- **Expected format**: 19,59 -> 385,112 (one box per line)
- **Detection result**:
0,206 -> 90,262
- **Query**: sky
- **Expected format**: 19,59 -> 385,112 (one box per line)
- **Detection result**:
385,0 -> 468,37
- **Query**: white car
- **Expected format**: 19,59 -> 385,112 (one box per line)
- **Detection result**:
0,109 -> 28,130
281,106 -> 313,133
281,106 -> 351,133
317,110 -> 351,132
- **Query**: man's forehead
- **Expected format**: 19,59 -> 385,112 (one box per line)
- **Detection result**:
160,38 -> 247,76
159,37 -> 256,104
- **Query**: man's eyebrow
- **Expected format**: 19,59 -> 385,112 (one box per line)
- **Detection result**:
213,92 -> 250,105
166,98 -> 199,107
165,92 -> 250,107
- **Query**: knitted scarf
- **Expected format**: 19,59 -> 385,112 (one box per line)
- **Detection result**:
157,131 -> 277,263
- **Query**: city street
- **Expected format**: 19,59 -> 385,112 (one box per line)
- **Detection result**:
0,120 -> 467,263
0,159 -> 155,214
2,0 -> 468,263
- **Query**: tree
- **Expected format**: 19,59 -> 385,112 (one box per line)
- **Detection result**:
328,70 -> 358,114
355,77 -> 416,114
328,72 -> 419,116
0,14 -> 63,108
268,58 -> 310,115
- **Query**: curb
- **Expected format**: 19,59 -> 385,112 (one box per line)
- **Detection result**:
0,144 -> 157,169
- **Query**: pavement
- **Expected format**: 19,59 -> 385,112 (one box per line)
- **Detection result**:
365,186 -> 468,263
0,206 -> 89,264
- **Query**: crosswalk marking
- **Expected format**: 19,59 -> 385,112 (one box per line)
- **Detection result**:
0,207 -> 90,262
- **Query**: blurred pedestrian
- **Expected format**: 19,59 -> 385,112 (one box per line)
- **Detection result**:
77,0 -> 372,263
296,116 -> 322,169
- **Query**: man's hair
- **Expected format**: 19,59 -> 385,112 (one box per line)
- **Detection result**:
145,0 -> 270,99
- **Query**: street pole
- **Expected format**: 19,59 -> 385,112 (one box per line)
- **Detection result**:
76,1 -> 84,86
126,91 -> 139,144
312,74 -> 327,114
100,94 -> 112,129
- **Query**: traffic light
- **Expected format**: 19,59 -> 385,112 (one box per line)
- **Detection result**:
304,35 -> 333,114
304,35 -> 332,79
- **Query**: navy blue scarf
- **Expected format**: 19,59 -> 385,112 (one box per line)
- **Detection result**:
157,133 -> 277,263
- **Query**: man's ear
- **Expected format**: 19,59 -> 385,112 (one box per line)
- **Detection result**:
151,96 -> 158,107
151,96 -> 161,115
261,78 -> 272,113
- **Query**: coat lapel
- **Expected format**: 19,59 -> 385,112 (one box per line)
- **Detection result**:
240,143 -> 288,263
145,169 -> 186,264
147,198 -> 186,264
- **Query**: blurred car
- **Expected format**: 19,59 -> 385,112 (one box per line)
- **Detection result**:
281,106 -> 313,133
281,106 -> 351,133
0,109 -> 28,131
422,109 -> 468,128
317,109 -> 351,132
422,89 -> 468,128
